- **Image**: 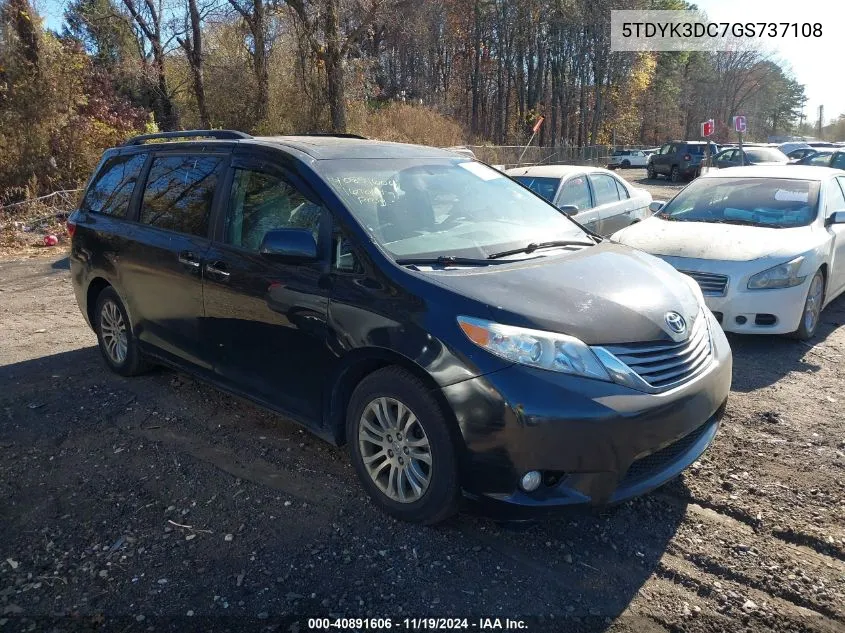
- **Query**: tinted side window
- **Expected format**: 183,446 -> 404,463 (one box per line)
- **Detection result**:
557,176 -> 592,210
82,153 -> 146,217
832,153 -> 845,170
808,153 -> 832,166
225,168 -> 324,252
590,174 -> 621,206
614,177 -> 630,199
140,155 -> 222,236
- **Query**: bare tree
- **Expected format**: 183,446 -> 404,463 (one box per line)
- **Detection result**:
178,0 -> 213,128
227,0 -> 270,125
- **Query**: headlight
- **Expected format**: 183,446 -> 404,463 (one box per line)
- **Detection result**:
457,316 -> 610,381
747,257 -> 806,290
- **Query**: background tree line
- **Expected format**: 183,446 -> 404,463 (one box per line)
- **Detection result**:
0,0 -> 819,201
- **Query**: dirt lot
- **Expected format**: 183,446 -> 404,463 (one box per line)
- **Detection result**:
1,208 -> 844,632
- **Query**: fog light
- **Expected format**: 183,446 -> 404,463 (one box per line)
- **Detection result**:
735,315 -> 747,325
520,470 -> 542,492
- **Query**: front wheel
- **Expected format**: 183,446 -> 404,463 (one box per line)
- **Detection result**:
347,367 -> 461,524
647,164 -> 657,179
792,271 -> 825,341
670,166 -> 681,183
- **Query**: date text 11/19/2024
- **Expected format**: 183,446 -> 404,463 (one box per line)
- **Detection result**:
308,618 -> 528,630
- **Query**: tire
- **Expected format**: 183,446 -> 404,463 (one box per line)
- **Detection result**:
621,159 -> 631,168
94,287 -> 149,376
791,270 -> 825,341
670,166 -> 681,183
346,366 -> 461,524
647,164 -> 657,180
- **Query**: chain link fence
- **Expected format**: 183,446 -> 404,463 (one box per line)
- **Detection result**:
465,145 -> 654,169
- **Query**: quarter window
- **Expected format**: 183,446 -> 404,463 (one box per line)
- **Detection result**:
590,174 -> 621,206
225,168 -> 324,252
82,154 -> 146,217
613,177 -> 630,199
140,155 -> 223,237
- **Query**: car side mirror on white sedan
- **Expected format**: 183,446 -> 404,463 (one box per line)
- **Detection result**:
558,204 -> 579,215
826,210 -> 845,226
649,201 -> 666,213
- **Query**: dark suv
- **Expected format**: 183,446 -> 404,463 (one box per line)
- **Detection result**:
648,141 -> 720,182
68,130 -> 731,524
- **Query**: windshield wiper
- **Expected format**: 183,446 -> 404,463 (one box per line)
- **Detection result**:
395,255 -> 513,267
486,240 -> 596,260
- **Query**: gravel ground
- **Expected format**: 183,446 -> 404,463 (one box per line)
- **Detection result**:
1,251 -> 844,633
612,168 -> 687,202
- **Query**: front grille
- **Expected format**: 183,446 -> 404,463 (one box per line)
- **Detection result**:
620,420 -> 713,487
679,270 -> 728,296
602,313 -> 712,390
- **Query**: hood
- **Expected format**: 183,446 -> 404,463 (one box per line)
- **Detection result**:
423,242 -> 701,346
612,216 -> 818,262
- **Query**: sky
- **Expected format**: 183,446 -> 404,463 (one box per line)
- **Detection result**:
34,0 -> 844,124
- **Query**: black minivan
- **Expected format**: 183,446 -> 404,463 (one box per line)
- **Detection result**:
69,130 -> 732,524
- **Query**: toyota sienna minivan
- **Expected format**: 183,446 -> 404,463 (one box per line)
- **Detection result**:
68,130 -> 732,524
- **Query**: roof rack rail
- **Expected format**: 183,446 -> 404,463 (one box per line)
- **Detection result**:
122,130 -> 252,146
298,132 -> 368,140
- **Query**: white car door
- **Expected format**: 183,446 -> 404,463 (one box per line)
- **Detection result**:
554,174 -> 599,232
825,176 -> 845,299
632,151 -> 648,167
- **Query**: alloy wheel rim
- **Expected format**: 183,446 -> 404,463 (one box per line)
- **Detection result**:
804,275 -> 823,333
358,397 -> 432,503
100,300 -> 128,365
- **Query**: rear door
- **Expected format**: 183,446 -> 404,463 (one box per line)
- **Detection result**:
825,176 -> 845,299
119,150 -> 229,371
653,144 -> 671,174
587,172 -> 626,235
201,151 -> 334,423
554,174 -> 598,231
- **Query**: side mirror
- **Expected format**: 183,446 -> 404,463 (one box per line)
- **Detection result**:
558,204 -> 579,215
649,201 -> 666,213
826,210 -> 845,226
259,228 -> 318,263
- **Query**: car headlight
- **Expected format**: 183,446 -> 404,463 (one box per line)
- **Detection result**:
457,316 -> 610,381
747,256 -> 806,290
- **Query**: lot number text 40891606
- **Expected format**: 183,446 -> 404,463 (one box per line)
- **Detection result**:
307,618 -> 528,630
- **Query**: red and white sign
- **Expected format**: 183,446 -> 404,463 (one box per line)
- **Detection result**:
733,115 -> 747,133
701,119 -> 714,137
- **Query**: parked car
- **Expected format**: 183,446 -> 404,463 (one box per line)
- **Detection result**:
787,147 -> 819,162
68,130 -> 731,524
793,149 -> 845,170
612,165 -> 845,340
710,146 -> 790,169
647,141 -> 720,182
607,149 -> 649,169
778,141 -> 810,156
444,146 -> 476,159
505,165 -> 653,235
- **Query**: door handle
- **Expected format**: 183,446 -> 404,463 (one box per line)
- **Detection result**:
178,251 -> 201,268
205,261 -> 230,279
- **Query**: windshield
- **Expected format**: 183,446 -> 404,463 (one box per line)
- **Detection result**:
746,148 -> 789,162
320,158 -> 586,260
511,176 -> 560,202
657,177 -> 820,228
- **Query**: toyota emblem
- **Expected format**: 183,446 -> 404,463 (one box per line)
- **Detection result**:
665,311 -> 687,335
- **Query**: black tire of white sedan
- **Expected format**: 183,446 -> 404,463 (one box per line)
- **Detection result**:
347,366 -> 462,524
792,270 -> 825,341
94,287 -> 149,376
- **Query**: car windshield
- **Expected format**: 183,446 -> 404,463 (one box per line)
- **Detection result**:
657,177 -> 820,228
746,148 -> 789,162
510,175 -> 560,202
320,158 -> 586,260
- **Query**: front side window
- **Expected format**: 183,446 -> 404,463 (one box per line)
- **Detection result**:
826,178 -> 845,216
590,174 -> 621,206
225,168 -> 324,252
140,155 -> 223,237
657,177 -> 820,228
511,176 -> 560,202
82,153 -> 147,217
557,176 -> 592,210
320,158 -> 586,260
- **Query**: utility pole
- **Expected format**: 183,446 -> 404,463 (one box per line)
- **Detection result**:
818,105 -> 824,140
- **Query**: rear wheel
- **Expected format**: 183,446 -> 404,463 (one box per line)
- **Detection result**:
621,159 -> 631,168
670,166 -> 681,183
647,164 -> 657,179
94,287 -> 149,376
347,367 -> 461,524
792,270 -> 825,341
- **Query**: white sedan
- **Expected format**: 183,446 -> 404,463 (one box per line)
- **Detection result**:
607,149 -> 650,168
611,166 -> 845,340
506,165 -> 653,236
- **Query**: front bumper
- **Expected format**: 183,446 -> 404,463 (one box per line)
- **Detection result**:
442,311 -> 732,511
703,279 -> 808,335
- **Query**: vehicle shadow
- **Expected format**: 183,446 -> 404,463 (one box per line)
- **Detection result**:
1,345 -> 690,628
51,256 -> 70,270
726,291 -> 845,393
